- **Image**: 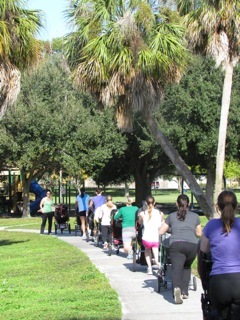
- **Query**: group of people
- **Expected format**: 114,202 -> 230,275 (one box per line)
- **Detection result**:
39,187 -> 240,318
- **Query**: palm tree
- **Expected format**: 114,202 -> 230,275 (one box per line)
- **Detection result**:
0,0 -> 43,116
64,0 -> 214,216
175,0 -> 240,208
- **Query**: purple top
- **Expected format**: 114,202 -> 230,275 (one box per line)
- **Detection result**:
203,217 -> 240,275
91,195 -> 106,211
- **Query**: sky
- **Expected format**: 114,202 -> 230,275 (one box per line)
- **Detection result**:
27,0 -> 71,41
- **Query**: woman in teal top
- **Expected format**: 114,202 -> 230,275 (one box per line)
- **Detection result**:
114,197 -> 138,258
39,190 -> 54,235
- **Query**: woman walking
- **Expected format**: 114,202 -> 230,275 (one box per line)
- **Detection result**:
98,196 -> 117,250
201,190 -> 240,319
138,195 -> 164,275
114,197 -> 138,259
159,194 -> 201,304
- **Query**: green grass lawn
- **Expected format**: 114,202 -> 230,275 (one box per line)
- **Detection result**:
0,229 -> 121,320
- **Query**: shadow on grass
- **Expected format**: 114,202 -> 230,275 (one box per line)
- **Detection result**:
0,239 -> 29,246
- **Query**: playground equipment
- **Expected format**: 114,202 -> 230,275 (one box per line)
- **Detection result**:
29,180 -> 47,215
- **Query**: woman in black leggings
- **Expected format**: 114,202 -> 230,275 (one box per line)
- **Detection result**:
201,190 -> 240,319
159,194 -> 202,304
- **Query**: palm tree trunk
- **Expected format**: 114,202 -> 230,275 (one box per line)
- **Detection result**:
143,110 -> 214,218
0,63 -> 21,117
214,61 -> 233,208
205,163 -> 215,207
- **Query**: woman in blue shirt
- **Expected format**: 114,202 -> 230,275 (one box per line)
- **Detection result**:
75,188 -> 90,239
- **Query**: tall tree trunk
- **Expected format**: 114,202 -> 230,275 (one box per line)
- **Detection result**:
205,164 -> 215,211
143,110 -> 214,218
21,171 -> 31,218
214,61 -> 233,207
134,171 -> 152,207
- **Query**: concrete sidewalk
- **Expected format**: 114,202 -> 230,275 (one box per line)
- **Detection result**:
3,228 -> 203,319
58,234 -> 203,320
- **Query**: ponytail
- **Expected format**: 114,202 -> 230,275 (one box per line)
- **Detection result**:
177,194 -> 189,221
217,191 -> 237,234
146,195 -> 155,220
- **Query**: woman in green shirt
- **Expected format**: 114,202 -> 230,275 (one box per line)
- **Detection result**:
114,197 -> 138,258
39,190 -> 54,235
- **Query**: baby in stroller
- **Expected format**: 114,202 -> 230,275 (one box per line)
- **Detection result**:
54,204 -> 71,234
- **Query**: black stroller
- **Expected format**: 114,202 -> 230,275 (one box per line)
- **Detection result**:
132,219 -> 147,272
157,234 -> 172,292
110,209 -> 123,255
198,249 -> 217,320
157,234 -> 197,293
86,206 -> 95,241
54,204 -> 71,234
198,249 -> 240,320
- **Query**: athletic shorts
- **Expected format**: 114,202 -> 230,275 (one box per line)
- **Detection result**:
142,239 -> 159,250
78,210 -> 86,217
122,227 -> 136,243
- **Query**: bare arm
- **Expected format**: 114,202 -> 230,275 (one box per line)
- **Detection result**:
195,224 -> 202,237
200,234 -> 210,253
39,198 -> 45,212
159,221 -> 169,235
138,212 -> 143,224
160,211 -> 165,222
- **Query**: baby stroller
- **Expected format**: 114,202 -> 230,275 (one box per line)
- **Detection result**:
157,234 -> 197,293
157,234 -> 172,292
198,249 -> 240,320
54,204 -> 71,234
86,206 -> 95,242
132,219 -> 147,272
110,209 -> 123,255
198,249 -> 216,320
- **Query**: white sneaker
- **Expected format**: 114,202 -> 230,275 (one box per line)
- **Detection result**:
81,234 -> 87,240
103,242 -> 108,250
147,268 -> 153,275
174,287 -> 183,304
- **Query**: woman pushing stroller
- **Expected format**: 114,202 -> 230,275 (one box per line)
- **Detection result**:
159,194 -> 202,304
200,190 -> 240,319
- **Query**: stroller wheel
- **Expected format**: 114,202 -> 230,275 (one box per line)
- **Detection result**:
157,276 -> 163,293
164,280 -> 168,289
108,243 -> 112,256
193,276 -> 197,291
86,232 -> 89,242
133,252 -> 137,272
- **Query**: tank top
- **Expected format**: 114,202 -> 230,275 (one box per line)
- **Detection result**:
43,198 -> 53,213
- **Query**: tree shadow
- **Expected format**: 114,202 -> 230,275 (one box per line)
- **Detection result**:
0,239 -> 29,246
